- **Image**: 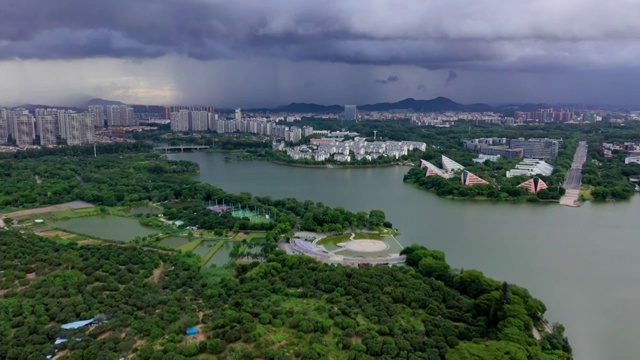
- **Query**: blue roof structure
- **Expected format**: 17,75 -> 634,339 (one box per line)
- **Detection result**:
186,326 -> 198,336
61,318 -> 94,330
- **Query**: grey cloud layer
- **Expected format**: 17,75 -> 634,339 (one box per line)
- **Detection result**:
1,0 -> 640,71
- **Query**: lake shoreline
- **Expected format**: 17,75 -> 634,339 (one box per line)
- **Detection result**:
272,160 -> 412,169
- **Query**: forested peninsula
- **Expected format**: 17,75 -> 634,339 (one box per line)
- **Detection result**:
0,144 -> 572,359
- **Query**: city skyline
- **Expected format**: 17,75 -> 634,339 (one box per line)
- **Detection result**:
3,1 -> 640,107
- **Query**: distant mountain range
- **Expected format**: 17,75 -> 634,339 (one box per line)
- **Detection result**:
86,98 -> 126,106
250,97 -> 494,113
8,96 -> 589,114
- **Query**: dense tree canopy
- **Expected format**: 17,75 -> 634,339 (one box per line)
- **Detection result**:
0,232 -> 572,359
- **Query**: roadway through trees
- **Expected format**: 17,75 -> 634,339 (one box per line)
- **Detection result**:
560,141 -> 587,207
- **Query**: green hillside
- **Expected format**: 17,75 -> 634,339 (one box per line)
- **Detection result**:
0,231 -> 571,360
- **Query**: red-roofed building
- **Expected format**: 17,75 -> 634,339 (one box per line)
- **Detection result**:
461,170 -> 489,186
517,177 -> 548,194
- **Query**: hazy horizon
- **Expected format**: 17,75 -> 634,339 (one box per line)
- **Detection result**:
3,1 -> 640,107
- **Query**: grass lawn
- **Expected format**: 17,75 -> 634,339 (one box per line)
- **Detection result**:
52,207 -> 101,219
353,232 -> 384,240
579,185 -> 594,201
317,233 -> 350,245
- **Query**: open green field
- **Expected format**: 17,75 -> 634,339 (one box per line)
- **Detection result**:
353,233 -> 384,240
51,207 -> 101,220
231,210 -> 272,224
245,232 -> 267,241
316,234 -> 351,251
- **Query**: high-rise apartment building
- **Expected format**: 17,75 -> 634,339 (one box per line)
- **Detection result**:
190,111 -> 209,131
235,108 -> 242,121
88,105 -> 105,127
0,109 -> 8,145
106,105 -> 136,126
302,126 -> 314,138
344,105 -> 357,120
10,110 -> 36,147
65,113 -> 95,145
170,110 -> 190,131
36,115 -> 58,146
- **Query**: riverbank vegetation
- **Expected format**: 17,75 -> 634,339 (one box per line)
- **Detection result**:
581,151 -> 639,201
0,144 -> 390,254
0,230 -> 572,359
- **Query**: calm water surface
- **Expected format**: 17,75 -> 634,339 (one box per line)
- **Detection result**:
170,152 -> 640,360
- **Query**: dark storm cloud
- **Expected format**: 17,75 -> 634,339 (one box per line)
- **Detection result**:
445,70 -> 458,84
2,0 -> 640,71
375,75 -> 400,84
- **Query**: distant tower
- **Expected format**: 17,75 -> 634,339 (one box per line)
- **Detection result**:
235,108 -> 242,121
373,130 -> 377,140
344,105 -> 357,121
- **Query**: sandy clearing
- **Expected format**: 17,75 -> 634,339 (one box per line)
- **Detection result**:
2,201 -> 94,218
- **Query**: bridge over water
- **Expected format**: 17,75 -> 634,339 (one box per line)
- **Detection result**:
154,145 -> 210,152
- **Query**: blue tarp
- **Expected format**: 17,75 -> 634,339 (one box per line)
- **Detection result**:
61,318 -> 94,330
186,327 -> 198,336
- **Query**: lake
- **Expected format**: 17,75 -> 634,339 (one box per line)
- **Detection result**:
54,216 -> 158,242
169,152 -> 640,360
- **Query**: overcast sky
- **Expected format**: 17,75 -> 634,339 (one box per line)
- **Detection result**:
2,0 -> 640,107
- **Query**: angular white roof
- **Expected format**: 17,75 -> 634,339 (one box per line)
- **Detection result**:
421,159 -> 445,174
441,155 -> 465,172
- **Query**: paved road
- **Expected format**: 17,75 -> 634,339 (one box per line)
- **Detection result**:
560,141 -> 587,207
563,141 -> 588,191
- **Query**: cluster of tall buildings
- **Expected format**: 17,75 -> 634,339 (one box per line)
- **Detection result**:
89,105 -> 136,127
0,108 -> 96,147
514,109 -> 574,122
169,108 -> 312,143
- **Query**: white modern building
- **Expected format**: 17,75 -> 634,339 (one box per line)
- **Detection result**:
472,154 -> 501,163
442,155 -> 465,173
506,159 -> 554,178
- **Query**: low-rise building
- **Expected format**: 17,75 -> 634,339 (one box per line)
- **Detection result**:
472,154 -> 501,163
506,159 -> 554,178
334,154 -> 351,162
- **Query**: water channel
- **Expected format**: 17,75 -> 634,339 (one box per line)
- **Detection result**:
169,151 -> 640,360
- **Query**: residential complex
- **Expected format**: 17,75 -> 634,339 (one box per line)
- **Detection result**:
88,105 -> 105,127
0,108 -> 96,147
282,138 -> 426,162
65,112 -> 96,145
106,105 -> 136,127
